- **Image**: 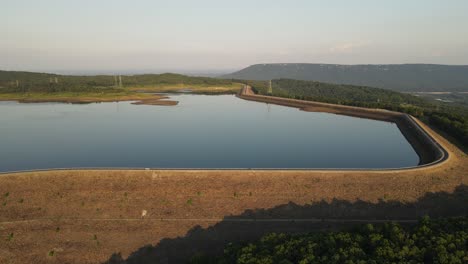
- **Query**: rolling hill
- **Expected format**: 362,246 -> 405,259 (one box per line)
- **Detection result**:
223,63 -> 468,92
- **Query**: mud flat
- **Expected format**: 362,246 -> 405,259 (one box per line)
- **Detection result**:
131,97 -> 178,106
0,88 -> 466,263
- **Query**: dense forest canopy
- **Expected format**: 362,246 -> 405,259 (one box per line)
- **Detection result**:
239,79 -> 468,148
223,63 -> 468,92
191,217 -> 467,264
0,71 -> 233,93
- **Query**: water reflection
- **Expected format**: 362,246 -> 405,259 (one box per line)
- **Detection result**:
0,95 -> 419,171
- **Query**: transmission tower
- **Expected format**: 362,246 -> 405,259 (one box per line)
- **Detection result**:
119,75 -> 123,88
268,80 -> 272,94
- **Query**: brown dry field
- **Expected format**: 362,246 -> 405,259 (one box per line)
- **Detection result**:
130,97 -> 178,106
0,91 -> 467,263
126,83 -> 243,94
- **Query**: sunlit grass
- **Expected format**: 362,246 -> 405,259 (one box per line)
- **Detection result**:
126,82 -> 243,94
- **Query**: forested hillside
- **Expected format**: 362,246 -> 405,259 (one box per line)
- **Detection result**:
191,217 -> 467,264
0,71 -> 233,93
241,79 -> 468,149
223,64 -> 468,92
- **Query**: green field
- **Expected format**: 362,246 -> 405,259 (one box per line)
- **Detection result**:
191,217 -> 467,264
0,71 -> 243,102
126,82 -> 243,94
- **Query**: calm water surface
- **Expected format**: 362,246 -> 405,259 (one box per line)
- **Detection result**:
0,94 -> 419,171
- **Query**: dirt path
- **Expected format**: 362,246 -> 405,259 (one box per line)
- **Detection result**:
0,217 -> 421,225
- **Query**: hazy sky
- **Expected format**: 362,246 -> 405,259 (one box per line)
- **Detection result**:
2,0 -> 468,74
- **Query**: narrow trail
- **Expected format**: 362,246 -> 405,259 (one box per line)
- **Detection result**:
0,217 -> 419,225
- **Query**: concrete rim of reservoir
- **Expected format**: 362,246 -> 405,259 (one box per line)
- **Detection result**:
0,86 -> 452,174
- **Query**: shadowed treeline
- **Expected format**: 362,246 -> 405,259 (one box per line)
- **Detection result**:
105,185 -> 468,264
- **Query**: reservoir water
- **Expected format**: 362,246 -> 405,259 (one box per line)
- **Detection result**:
0,94 -> 419,171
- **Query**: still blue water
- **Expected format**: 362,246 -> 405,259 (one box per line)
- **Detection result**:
0,94 -> 419,171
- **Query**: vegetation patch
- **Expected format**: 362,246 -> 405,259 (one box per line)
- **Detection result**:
5,233 -> 14,242
0,71 -> 240,95
191,217 -> 467,264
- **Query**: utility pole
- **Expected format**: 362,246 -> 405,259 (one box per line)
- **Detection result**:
268,80 -> 272,94
15,80 -> 19,88
119,75 -> 123,88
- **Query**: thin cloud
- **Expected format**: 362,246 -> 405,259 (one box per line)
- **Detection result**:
328,42 -> 372,54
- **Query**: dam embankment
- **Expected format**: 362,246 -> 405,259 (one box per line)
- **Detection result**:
237,86 -> 447,167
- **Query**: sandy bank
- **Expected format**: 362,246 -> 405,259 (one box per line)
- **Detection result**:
131,97 -> 178,106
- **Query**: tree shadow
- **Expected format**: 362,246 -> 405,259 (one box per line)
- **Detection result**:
105,184 -> 468,264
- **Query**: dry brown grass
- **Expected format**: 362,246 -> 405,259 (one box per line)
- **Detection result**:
127,83 -> 243,94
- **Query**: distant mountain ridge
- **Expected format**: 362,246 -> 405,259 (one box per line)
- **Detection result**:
222,63 -> 468,92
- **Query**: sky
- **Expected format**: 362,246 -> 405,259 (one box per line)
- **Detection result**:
1,0 -> 468,74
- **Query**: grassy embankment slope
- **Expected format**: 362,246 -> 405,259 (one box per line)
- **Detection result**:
0,71 -> 242,104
